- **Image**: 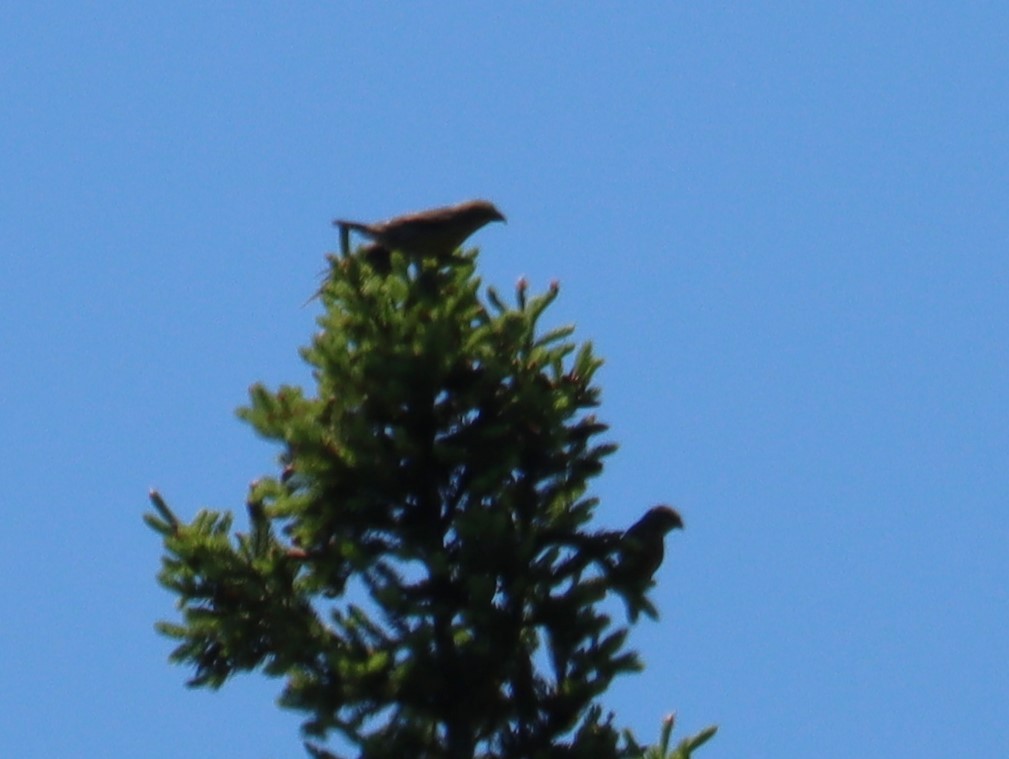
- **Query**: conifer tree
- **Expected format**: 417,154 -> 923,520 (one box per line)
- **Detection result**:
146,241 -> 703,758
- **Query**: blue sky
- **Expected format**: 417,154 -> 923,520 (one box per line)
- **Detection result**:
2,5 -> 1007,757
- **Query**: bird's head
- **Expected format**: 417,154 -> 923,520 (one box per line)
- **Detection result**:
460,199 -> 506,226
640,505 -> 684,535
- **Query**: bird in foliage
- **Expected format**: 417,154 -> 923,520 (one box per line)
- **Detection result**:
333,199 -> 505,258
610,505 -> 684,620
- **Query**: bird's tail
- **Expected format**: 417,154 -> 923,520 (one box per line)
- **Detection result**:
332,219 -> 374,255
331,219 -> 372,235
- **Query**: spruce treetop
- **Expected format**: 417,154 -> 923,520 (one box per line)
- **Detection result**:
147,231 -> 688,759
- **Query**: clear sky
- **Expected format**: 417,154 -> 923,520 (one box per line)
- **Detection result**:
2,5 -> 1006,757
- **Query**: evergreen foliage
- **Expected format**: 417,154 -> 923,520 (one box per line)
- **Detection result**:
146,244 -> 712,758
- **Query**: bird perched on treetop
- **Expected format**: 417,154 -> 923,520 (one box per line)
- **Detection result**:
610,505 -> 684,620
333,199 -> 506,258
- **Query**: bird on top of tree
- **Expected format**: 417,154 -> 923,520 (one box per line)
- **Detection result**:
333,199 -> 506,258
